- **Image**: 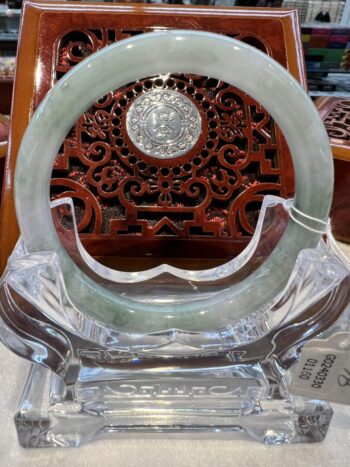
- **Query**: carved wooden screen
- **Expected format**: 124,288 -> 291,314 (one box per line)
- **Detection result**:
317,97 -> 350,155
316,96 -> 350,243
0,2 -> 306,270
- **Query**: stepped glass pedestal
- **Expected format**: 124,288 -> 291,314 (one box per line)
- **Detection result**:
0,196 -> 349,447
1,30 -> 348,447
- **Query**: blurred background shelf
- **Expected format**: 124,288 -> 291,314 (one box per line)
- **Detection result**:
0,32 -> 18,40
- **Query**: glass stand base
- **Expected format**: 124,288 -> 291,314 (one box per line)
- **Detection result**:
3,198 -> 349,448
15,362 -> 333,447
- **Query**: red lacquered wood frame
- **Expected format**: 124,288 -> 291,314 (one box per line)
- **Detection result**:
0,115 -> 9,204
0,2 -> 306,272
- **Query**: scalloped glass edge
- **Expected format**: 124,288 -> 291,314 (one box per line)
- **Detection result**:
1,195 -> 349,353
51,193 -> 290,285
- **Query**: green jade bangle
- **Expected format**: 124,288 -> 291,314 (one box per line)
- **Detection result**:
14,31 -> 333,333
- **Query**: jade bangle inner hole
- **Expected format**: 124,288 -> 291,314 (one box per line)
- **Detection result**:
51,74 -> 292,278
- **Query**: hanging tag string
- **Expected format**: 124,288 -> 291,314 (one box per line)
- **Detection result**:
289,204 -> 330,235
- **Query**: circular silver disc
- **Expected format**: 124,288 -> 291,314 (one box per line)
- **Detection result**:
126,89 -> 202,159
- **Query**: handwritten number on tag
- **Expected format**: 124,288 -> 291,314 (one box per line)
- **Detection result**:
338,368 -> 350,387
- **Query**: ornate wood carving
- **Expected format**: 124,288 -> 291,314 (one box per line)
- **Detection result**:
316,96 -> 350,243
320,98 -> 350,144
0,3 -> 306,269
50,26 -> 294,259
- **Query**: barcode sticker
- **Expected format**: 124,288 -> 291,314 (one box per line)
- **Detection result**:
290,332 -> 350,405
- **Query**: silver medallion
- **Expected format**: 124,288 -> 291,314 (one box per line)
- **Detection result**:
126,89 -> 202,159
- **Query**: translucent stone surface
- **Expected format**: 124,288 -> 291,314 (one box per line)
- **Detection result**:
14,31 -> 333,333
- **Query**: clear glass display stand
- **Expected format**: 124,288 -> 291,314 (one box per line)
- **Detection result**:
1,196 -> 349,447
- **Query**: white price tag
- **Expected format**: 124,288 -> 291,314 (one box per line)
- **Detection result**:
290,332 -> 350,405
